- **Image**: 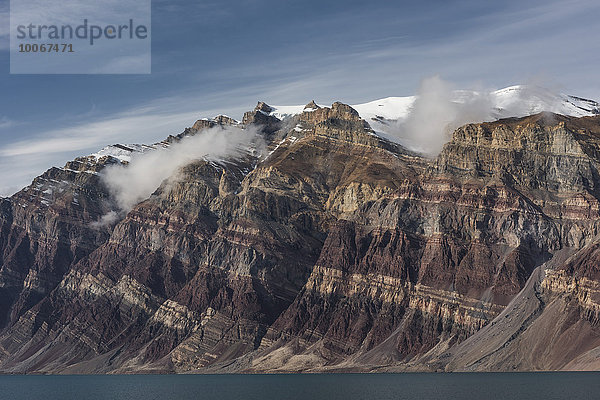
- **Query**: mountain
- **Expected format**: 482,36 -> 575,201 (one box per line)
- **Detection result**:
1,94 -> 600,373
269,85 -> 600,155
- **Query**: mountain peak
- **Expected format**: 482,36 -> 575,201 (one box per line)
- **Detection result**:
304,100 -> 320,111
254,101 -> 274,114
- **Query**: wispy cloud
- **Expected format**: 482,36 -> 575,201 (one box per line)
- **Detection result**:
0,117 -> 16,129
0,103 -> 224,196
0,110 -> 199,157
98,124 -> 260,219
1,0 -> 599,196
0,84 -> 260,196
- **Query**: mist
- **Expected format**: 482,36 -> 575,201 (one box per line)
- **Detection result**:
385,76 -> 579,156
385,76 -> 495,155
95,125 -> 261,225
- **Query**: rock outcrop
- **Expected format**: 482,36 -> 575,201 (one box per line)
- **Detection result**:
1,103 -> 600,373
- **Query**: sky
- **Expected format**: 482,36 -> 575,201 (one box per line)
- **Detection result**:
0,0 -> 600,195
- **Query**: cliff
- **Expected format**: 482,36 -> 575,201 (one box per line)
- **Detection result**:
1,103 -> 600,373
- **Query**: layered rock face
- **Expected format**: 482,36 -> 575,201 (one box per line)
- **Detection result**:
0,155 -> 117,331
1,104 -> 600,373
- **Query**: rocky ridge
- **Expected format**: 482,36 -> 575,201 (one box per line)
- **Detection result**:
1,100 -> 600,373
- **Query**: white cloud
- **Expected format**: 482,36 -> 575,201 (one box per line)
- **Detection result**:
90,210 -> 119,228
0,84 -> 261,197
92,124 -> 261,226
2,0 -> 599,195
378,76 -> 594,156
0,110 -> 200,158
382,76 -> 495,155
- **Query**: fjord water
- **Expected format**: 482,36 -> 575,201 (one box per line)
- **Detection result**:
1,373 -> 598,400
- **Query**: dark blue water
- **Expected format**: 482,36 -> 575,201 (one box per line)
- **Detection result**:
1,373 -> 598,400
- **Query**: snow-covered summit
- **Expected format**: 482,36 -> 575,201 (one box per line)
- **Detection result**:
491,85 -> 599,118
89,144 -> 159,164
77,85 -> 600,176
260,85 -> 599,155
266,85 -> 599,125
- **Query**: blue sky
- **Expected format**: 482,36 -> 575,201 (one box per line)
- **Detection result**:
1,0 -> 600,195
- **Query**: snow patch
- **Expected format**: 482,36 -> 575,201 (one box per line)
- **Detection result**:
90,144 -> 157,163
267,83 -> 599,155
